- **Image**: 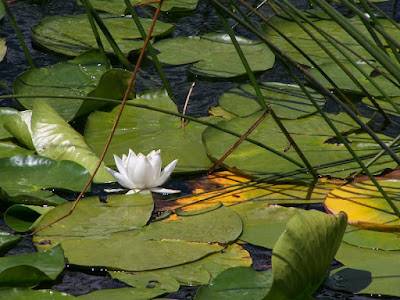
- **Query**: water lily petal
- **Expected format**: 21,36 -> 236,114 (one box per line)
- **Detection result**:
105,167 -> 134,189
150,187 -> 181,194
148,150 -> 162,182
156,159 -> 178,186
128,153 -> 154,189
113,154 -> 128,177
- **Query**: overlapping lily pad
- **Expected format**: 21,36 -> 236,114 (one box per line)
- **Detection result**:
153,33 -> 275,78
0,289 -> 75,299
0,108 -> 18,140
203,111 -> 392,178
34,205 -> 242,271
261,12 -> 400,66
324,179 -> 400,231
81,0 -> 198,14
32,14 -> 174,56
3,110 -> 34,149
0,231 -> 20,256
5,205 -> 54,233
0,155 -> 89,206
13,51 -> 108,121
85,89 -> 214,173
362,95 -> 400,117
217,82 -> 325,118
0,245 -> 64,287
31,100 -> 113,182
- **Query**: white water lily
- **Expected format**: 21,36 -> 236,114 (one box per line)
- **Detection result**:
105,149 -> 180,194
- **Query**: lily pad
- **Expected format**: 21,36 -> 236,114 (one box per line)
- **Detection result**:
0,245 -> 64,287
32,14 -> 174,56
81,0 -> 198,13
203,111 -> 390,178
13,51 -> 108,121
5,205 -> 54,233
261,12 -> 400,67
362,95 -> 400,117
85,89 -> 214,173
308,61 -> 400,97
265,210 -> 347,299
34,206 -> 241,271
153,33 -> 275,78
342,225 -> 400,250
0,155 -> 89,206
324,180 -> 400,231
0,231 -> 20,256
0,141 -> 33,159
195,267 -> 272,300
3,110 -> 34,149
217,82 -> 325,118
0,288 -> 74,299
78,287 -> 172,299
31,99 -> 113,183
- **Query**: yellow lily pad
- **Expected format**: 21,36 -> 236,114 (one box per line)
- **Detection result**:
324,180 -> 400,231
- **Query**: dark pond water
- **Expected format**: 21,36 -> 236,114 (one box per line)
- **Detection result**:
1,0 -> 400,298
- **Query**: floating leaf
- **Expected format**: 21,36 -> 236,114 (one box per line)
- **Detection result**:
32,14 -> 174,56
0,232 -> 20,256
342,225 -> 400,250
82,0 -> 198,13
0,288 -> 75,299
35,206 -> 240,271
309,62 -> 400,96
265,210 -> 347,299
195,267 -> 272,300
362,95 -> 400,117
0,141 -> 33,159
203,112 -> 388,178
31,100 -> 113,182
0,245 -> 64,287
78,287 -> 171,299
33,193 -> 154,240
153,33 -> 275,78
0,155 -> 89,206
3,110 -> 34,149
324,180 -> 400,231
13,51 -> 111,121
85,89 -> 214,173
326,256 -> 400,297
161,172 -> 343,212
217,82 -> 325,118
261,12 -> 400,66
4,205 -> 54,233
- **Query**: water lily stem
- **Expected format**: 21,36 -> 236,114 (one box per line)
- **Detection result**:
29,0 -> 165,236
181,82 -> 196,137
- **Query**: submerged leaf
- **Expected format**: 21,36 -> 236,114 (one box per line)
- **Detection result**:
153,33 -> 275,78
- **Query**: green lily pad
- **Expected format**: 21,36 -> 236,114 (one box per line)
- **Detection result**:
231,204 -> 300,249
0,288 -> 75,299
362,95 -> 400,117
13,51 -> 108,122
261,12 -> 400,67
3,110 -> 34,149
85,89 -> 214,173
81,0 -> 198,14
33,193 -> 154,239
0,155 -> 89,206
203,111 -> 389,178
308,62 -> 400,97
195,267 -> 272,300
0,108 -> 19,140
0,245 -> 64,287
31,100 -> 113,183
342,225 -> 400,251
34,206 -> 241,271
78,287 -> 171,299
5,205 -> 54,233
326,256 -> 400,297
0,141 -> 33,159
0,232 -> 20,256
153,33 -> 275,78
218,82 -> 325,118
0,38 -> 5,62
265,210 -> 347,299
32,14 -> 174,56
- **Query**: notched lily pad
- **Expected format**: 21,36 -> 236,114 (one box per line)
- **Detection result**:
32,14 -> 174,56
153,33 -> 275,78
